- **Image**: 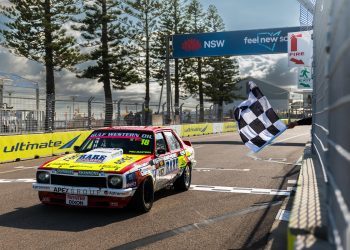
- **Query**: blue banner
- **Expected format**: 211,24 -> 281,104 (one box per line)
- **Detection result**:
172,27 -> 302,58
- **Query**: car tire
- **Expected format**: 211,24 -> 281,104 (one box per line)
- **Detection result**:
174,165 -> 192,191
131,177 -> 154,213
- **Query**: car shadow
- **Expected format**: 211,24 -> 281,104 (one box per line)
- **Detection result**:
0,189 -> 181,232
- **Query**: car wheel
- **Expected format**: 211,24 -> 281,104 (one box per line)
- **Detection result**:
131,177 -> 154,213
174,165 -> 192,191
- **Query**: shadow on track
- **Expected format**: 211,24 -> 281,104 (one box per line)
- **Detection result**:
0,188 -> 182,232
191,140 -> 305,147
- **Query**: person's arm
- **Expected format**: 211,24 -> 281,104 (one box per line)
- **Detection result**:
287,116 -> 312,129
296,116 -> 312,125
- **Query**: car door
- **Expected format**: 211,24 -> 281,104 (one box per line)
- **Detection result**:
163,130 -> 182,180
154,132 -> 171,190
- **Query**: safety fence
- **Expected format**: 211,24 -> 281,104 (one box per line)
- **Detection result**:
0,87 -> 307,135
288,1 -> 350,249
0,92 -> 239,134
0,122 -> 236,163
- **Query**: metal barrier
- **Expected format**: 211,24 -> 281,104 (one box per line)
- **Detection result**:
290,1 -> 350,249
0,89 -> 244,134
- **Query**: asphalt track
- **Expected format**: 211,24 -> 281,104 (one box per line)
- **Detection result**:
0,126 -> 310,249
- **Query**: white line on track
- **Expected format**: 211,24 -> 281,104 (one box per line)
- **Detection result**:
0,166 -> 38,174
193,168 -> 250,172
0,178 -> 35,183
14,166 -> 38,169
270,133 -> 309,145
190,184 -> 290,196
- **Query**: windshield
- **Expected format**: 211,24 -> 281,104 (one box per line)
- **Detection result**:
78,130 -> 154,154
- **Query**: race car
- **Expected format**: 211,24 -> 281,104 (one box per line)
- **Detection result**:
32,126 -> 196,212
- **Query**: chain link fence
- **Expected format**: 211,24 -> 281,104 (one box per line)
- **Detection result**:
0,85 -> 311,135
0,91 -> 242,135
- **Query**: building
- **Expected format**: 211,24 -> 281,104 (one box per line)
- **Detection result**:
223,76 -> 290,114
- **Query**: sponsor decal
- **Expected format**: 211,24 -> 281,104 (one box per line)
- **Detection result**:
181,38 -> 202,51
3,140 -> 62,153
62,154 -> 80,162
243,31 -> 285,52
126,172 -> 137,188
55,169 -> 74,175
76,154 -> 107,163
53,187 -> 103,196
78,170 -> 101,176
59,135 -> 81,149
33,185 -> 50,190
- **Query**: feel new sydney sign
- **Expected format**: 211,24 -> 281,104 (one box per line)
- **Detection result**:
172,27 -> 302,58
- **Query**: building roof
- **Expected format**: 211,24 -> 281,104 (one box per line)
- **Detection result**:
235,77 -> 289,100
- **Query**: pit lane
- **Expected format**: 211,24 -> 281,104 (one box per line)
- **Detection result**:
0,126 -> 309,249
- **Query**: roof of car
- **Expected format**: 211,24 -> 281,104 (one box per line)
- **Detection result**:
95,126 -> 172,132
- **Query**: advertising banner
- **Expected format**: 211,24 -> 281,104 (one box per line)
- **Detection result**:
172,27 -> 301,58
52,130 -> 92,155
181,123 -> 213,137
0,130 -> 92,163
223,122 -> 237,133
288,31 -> 313,67
0,133 -> 53,162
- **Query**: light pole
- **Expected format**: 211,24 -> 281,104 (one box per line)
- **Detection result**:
71,95 -> 77,119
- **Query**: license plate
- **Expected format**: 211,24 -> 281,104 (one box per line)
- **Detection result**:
66,194 -> 88,206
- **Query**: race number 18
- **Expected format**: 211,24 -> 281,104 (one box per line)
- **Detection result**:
141,139 -> 150,146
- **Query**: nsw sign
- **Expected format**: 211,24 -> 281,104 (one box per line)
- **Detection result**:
172,27 -> 301,58
298,67 -> 313,89
288,31 -> 313,67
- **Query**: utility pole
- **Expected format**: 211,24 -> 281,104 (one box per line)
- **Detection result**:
165,36 -> 171,124
0,79 -> 3,109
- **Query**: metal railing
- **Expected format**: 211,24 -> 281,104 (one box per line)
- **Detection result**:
0,93 -> 242,135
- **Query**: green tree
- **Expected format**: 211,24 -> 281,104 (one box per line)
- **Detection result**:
154,0 -> 187,118
203,57 -> 240,121
124,0 -> 162,125
182,0 -> 206,122
74,0 -> 139,126
202,4 -> 240,121
205,5 -> 224,32
0,0 -> 81,131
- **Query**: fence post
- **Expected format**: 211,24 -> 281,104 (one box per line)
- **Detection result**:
117,99 -> 123,126
209,105 -> 213,122
179,103 -> 184,124
142,102 -> 145,126
88,97 -> 94,130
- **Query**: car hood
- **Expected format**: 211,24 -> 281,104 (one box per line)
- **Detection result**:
41,148 -> 151,173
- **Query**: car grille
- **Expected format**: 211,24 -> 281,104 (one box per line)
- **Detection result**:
51,175 -> 107,188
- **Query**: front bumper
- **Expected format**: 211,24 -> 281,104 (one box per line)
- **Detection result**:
32,183 -> 135,198
38,191 -> 132,208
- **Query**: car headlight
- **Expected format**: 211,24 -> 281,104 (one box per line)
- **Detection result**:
36,171 -> 50,184
108,175 -> 123,189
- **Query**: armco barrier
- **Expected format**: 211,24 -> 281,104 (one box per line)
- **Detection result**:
0,122 -> 236,163
181,123 -> 214,137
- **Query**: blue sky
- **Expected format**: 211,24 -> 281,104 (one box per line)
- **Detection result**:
200,0 -> 300,31
0,0 -> 303,104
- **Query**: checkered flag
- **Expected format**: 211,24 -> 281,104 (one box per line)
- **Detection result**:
234,81 -> 286,152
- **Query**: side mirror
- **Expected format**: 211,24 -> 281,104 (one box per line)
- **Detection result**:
183,140 -> 192,147
156,148 -> 166,155
73,145 -> 80,152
